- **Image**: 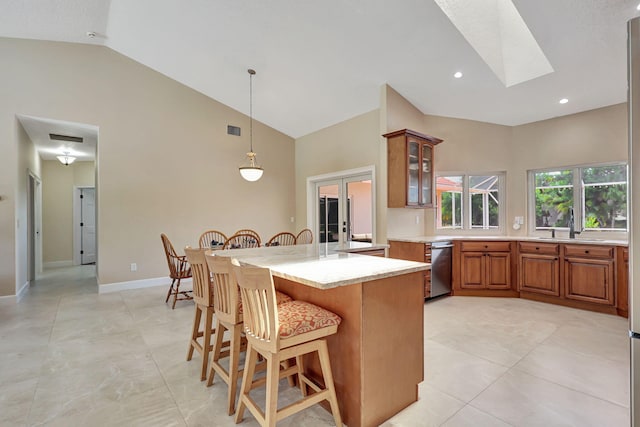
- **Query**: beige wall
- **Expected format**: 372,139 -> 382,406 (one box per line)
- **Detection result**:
1,37 -> 295,295
296,84 -> 627,242
295,109 -> 380,238
15,121 -> 41,292
510,103 -> 627,236
41,160 -> 95,264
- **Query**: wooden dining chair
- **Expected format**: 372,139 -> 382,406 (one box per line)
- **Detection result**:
160,233 -> 193,309
266,232 -> 297,247
233,263 -> 343,427
223,232 -> 261,249
184,247 -> 217,381
295,228 -> 313,245
234,229 -> 262,246
205,253 -> 294,415
198,229 -> 228,250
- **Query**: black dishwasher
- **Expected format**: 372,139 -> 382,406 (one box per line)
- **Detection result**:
430,241 -> 453,298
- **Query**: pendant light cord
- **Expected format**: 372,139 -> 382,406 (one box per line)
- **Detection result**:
248,69 -> 255,153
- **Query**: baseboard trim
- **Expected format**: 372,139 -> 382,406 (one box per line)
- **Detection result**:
0,294 -> 17,303
44,260 -> 73,269
99,276 -> 192,294
17,281 -> 30,302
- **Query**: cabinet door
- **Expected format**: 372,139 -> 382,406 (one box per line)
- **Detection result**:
485,252 -> 511,289
564,258 -> 615,305
460,252 -> 484,289
421,143 -> 432,206
519,254 -> 560,296
407,140 -> 420,205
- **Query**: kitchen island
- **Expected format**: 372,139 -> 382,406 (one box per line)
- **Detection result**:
214,243 -> 429,427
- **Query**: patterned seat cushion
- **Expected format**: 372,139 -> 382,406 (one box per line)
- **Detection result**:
277,301 -> 342,338
238,290 -> 292,315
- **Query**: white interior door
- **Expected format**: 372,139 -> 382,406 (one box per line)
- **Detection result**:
81,188 -> 96,264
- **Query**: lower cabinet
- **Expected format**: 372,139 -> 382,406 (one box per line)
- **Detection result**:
518,242 -> 560,296
458,241 -> 514,292
563,245 -> 615,306
388,240 -> 432,299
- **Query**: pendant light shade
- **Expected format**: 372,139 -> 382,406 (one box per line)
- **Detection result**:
57,153 -> 76,165
239,68 -> 264,182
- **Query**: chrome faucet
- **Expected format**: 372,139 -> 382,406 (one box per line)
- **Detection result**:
568,207 -> 581,239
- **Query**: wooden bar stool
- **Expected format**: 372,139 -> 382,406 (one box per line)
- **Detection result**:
233,264 -> 343,427
184,247 -> 217,381
205,253 -> 293,415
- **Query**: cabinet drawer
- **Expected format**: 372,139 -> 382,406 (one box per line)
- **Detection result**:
519,241 -> 559,255
461,241 -> 511,252
564,244 -> 614,259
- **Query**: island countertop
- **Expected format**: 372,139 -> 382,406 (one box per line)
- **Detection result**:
213,243 -> 429,290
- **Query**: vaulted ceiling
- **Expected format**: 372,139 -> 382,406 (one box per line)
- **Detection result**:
2,0 -> 638,138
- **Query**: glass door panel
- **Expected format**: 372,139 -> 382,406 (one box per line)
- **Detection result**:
422,144 -> 432,205
315,172 -> 374,244
408,140 -> 420,204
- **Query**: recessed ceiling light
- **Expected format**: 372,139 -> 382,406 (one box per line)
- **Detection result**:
559,98 -> 569,104
454,71 -> 463,79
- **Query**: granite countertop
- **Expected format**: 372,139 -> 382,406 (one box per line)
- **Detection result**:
213,243 -> 428,290
388,235 -> 628,246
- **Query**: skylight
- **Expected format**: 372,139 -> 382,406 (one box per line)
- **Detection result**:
434,0 -> 554,87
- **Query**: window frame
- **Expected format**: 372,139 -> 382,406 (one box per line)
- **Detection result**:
527,162 -> 628,237
435,171 -> 506,234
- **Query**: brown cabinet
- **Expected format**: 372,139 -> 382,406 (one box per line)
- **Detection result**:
460,241 -> 512,290
388,240 -> 432,298
563,244 -> 615,306
384,129 -> 443,208
518,242 -> 560,296
617,247 -> 629,317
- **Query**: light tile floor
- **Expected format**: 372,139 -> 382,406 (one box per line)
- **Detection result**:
0,266 -> 630,426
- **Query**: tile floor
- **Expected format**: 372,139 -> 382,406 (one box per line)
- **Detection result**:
0,265 -> 630,426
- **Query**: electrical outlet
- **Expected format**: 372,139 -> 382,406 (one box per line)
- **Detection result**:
130,263 -> 137,272
290,216 -> 295,223
415,215 -> 420,225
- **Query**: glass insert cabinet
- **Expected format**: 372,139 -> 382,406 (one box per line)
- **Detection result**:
384,129 -> 443,208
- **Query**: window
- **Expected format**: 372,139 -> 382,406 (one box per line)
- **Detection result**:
436,173 -> 505,230
530,163 -> 627,232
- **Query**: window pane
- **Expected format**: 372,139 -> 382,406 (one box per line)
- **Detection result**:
436,176 -> 463,229
536,169 -> 573,187
582,165 -> 627,230
534,170 -> 573,229
470,175 -> 500,229
583,165 -> 627,184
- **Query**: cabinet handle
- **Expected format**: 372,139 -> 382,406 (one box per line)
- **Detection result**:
585,250 -> 590,254
484,245 -> 488,249
554,257 -> 558,261
535,247 -> 540,250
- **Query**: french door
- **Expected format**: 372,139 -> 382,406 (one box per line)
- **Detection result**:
314,173 -> 373,244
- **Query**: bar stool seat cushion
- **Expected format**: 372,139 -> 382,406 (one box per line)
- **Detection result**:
277,301 -> 342,338
238,290 -> 292,315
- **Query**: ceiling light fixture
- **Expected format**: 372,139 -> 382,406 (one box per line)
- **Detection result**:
56,152 -> 76,166
559,98 -> 569,104
454,71 -> 463,78
239,69 -> 264,182
637,3 -> 640,11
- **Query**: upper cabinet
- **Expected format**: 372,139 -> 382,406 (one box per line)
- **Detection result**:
384,129 -> 443,208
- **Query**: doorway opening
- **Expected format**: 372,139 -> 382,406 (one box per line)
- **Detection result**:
307,166 -> 375,245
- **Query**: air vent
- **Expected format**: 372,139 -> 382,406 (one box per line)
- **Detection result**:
49,133 -> 83,143
227,125 -> 241,136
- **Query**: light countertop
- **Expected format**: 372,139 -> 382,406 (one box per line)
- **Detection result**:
388,235 -> 628,246
213,243 -> 428,290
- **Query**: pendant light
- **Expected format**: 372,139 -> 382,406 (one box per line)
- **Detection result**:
56,152 -> 76,166
239,68 -> 264,182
